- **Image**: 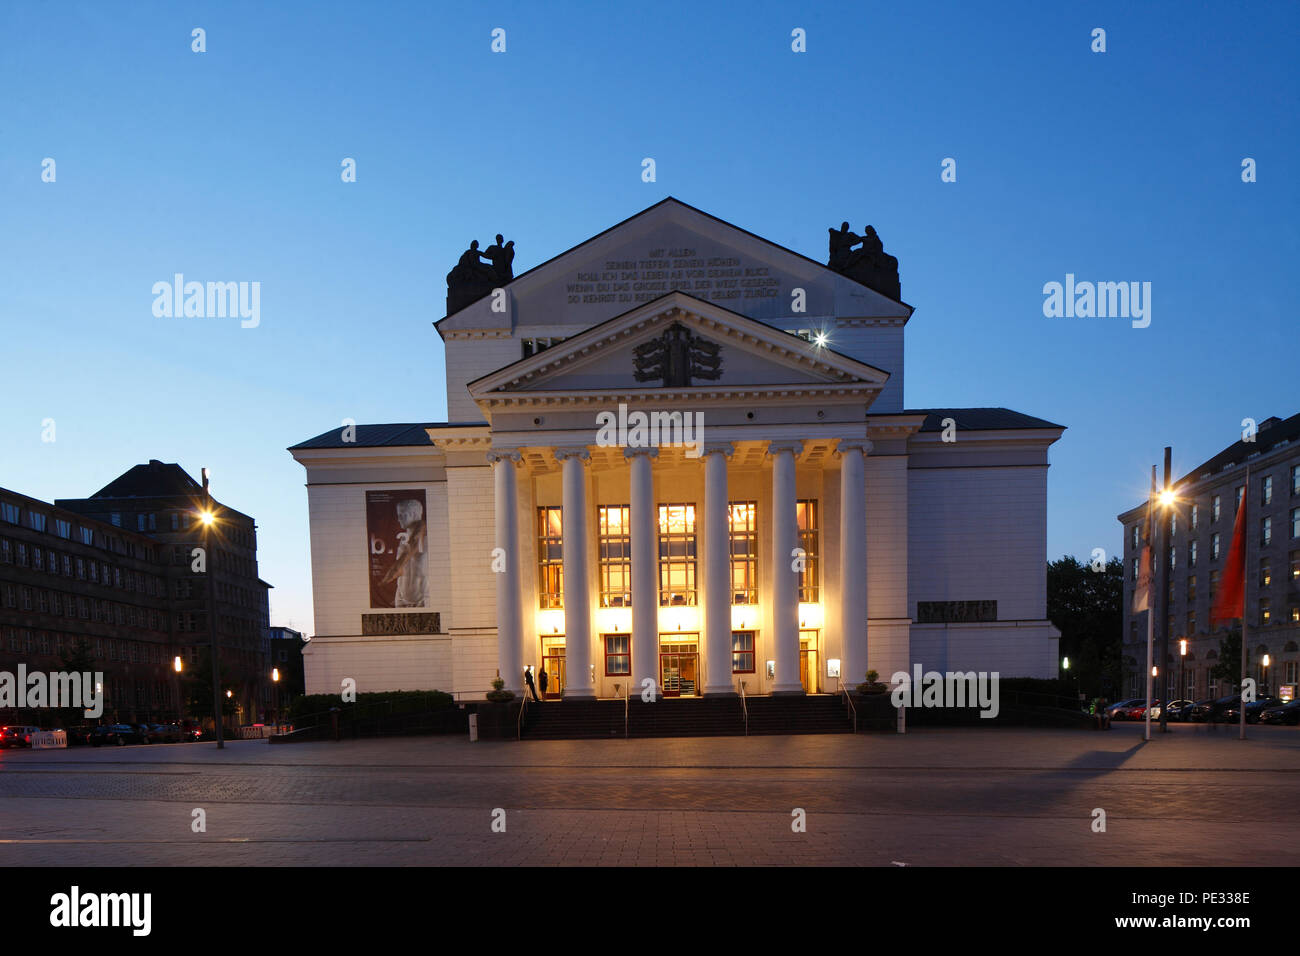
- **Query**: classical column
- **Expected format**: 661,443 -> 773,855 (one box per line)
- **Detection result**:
702,443 -> 736,696
625,447 -> 659,698
768,440 -> 804,694
837,439 -> 871,690
489,450 -> 524,696
555,447 -> 594,698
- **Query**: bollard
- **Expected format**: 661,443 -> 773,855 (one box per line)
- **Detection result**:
329,706 -> 340,742
896,704 -> 906,734
468,713 -> 479,743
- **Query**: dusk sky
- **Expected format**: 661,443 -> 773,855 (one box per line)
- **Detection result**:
3,0 -> 1296,635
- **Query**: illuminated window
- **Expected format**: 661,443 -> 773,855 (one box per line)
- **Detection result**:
658,504 -> 697,606
1261,558 -> 1272,588
598,505 -> 631,608
797,499 -> 820,603
603,634 -> 630,676
732,631 -> 756,673
729,501 -> 758,604
536,507 -> 564,609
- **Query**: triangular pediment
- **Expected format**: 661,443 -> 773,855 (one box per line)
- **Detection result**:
467,292 -> 889,404
437,197 -> 911,336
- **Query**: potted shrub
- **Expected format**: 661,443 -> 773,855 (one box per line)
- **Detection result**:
485,677 -> 515,703
856,669 -> 887,694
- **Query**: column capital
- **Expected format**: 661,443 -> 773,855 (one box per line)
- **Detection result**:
486,449 -> 522,465
765,440 -> 803,459
553,446 -> 591,464
835,438 -> 873,457
700,442 -> 734,459
622,446 -> 660,460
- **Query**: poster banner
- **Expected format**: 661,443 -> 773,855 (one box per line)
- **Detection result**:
366,490 -> 428,608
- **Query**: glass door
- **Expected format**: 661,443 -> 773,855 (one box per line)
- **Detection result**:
799,630 -> 819,694
659,636 -> 699,697
541,637 -> 566,699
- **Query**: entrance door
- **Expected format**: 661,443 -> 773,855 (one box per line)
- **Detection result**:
799,630 -> 819,694
541,638 -> 566,699
659,636 -> 699,697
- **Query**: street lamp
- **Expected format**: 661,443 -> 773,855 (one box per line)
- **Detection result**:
1262,653 -> 1271,695
201,467 -> 225,749
173,656 -> 183,673
1179,639 -> 1187,705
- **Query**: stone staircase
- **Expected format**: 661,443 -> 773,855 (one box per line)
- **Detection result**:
519,693 -> 857,740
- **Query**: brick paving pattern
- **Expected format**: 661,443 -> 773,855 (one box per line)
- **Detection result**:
1,723 -> 1296,865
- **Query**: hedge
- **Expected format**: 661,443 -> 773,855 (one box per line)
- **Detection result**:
286,690 -> 454,721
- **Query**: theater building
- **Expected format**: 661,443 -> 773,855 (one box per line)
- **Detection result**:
290,199 -> 1064,701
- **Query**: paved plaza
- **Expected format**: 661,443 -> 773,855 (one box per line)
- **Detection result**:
0,722 -> 1296,866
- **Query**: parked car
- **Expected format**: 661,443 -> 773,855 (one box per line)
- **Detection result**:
1259,699 -> 1300,725
1222,696 -> 1282,724
146,724 -> 182,744
64,725 -> 95,746
88,724 -> 147,746
0,725 -> 42,748
178,719 -> 203,741
1124,700 -> 1162,720
1189,695 -> 1238,722
1162,699 -> 1196,721
1105,699 -> 1144,720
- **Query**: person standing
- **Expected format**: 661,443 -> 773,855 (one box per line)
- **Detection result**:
538,667 -> 549,699
524,666 -> 540,702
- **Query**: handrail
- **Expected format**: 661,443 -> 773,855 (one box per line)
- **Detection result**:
622,682 -> 629,739
739,680 -> 749,736
841,681 -> 857,733
516,689 -> 529,741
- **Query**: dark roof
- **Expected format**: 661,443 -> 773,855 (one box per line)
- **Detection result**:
1177,412 -> 1300,488
288,422 -> 482,451
905,408 -> 1066,432
436,196 -> 914,325
88,460 -> 202,498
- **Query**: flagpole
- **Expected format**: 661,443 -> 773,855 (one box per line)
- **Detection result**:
1145,465 -> 1156,742
1240,464 -> 1249,741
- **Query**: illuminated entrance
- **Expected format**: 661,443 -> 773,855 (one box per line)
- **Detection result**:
541,636 -> 566,698
799,630 -> 819,694
659,634 -> 699,697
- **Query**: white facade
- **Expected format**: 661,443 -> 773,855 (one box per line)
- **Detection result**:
290,199 -> 1063,701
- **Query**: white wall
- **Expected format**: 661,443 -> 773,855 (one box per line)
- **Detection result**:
907,463 -> 1055,677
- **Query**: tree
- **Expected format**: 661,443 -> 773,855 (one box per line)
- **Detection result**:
1046,555 -> 1124,697
53,637 -> 97,729
1209,626 -> 1242,690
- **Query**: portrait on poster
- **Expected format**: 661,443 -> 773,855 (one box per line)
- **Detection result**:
366,490 -> 428,608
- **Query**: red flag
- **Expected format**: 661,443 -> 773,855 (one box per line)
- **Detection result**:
1211,484 -> 1248,625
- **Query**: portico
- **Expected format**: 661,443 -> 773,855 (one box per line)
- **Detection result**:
487,433 -> 872,700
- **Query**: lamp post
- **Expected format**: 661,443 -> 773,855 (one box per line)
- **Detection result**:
1157,447 -> 1174,733
201,468 -> 224,749
272,667 -> 280,727
1262,653 -> 1271,697
1179,639 -> 1187,710
173,655 -> 183,724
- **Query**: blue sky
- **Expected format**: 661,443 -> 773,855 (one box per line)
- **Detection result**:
2,0 -> 1296,634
